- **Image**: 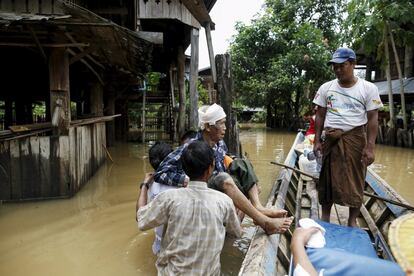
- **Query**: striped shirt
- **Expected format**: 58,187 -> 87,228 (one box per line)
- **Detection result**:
153,131 -> 228,187
137,181 -> 242,276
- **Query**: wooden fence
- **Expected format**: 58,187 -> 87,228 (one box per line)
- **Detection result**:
0,122 -> 106,201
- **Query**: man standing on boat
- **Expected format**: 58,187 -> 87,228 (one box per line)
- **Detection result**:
153,103 -> 293,235
313,47 -> 383,227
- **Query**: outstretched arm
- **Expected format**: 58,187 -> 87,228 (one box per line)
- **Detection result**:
291,228 -> 319,276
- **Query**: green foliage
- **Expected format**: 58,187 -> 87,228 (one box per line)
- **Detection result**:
146,72 -> 162,92
32,102 -> 46,116
231,0 -> 343,128
197,80 -> 209,106
344,0 -> 414,60
251,110 -> 267,123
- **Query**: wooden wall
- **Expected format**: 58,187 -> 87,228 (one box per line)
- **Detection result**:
0,122 -> 106,201
0,0 -> 64,14
138,0 -> 200,29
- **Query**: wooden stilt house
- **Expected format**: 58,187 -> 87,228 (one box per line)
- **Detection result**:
0,0 -> 219,201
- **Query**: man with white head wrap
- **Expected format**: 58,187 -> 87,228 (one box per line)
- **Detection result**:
153,103 -> 293,235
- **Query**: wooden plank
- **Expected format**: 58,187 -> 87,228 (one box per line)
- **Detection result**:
39,137 -> 51,197
294,178 -> 304,221
0,140 -> 11,200
49,136 -> 61,196
9,139 -> 22,199
162,0 -> 169,18
365,195 -> 376,210
181,0 -> 211,26
9,122 -> 52,133
360,205 -> 395,260
74,127 -> 80,191
375,207 -> 392,227
0,0 -> 14,11
23,137 -> 41,198
305,180 -> 319,220
0,42 -> 90,47
169,0 -> 179,19
68,127 -> 76,193
59,136 -> 70,196
27,0 -> 40,14
14,0 -> 28,13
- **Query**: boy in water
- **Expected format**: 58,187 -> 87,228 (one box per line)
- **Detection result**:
135,141 -> 174,255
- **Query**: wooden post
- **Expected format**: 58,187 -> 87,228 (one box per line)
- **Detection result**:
216,54 -> 241,157
105,95 -> 116,146
49,48 -> 70,136
177,45 -> 186,138
90,82 -> 104,116
169,64 -> 177,142
207,82 -> 213,104
189,28 -> 199,130
142,90 -> 146,143
205,23 -> 217,83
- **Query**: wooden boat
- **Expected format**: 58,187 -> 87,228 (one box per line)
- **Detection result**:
238,132 -> 413,275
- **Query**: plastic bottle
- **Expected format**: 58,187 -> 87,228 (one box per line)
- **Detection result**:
303,148 -> 322,173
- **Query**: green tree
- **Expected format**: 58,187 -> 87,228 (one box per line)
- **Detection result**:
344,0 -> 414,130
230,0 -> 343,128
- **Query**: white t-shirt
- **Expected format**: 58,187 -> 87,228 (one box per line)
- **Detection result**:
313,77 -> 383,131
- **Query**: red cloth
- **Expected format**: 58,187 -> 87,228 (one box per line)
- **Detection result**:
305,116 -> 316,136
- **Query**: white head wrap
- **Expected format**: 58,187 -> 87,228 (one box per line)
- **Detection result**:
198,103 -> 226,129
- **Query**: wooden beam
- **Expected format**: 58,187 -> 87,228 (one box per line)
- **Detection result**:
67,48 -> 104,85
27,26 -> 47,61
0,42 -> 90,47
181,0 -> 214,28
64,32 -> 104,69
189,28 -> 199,130
69,47 -> 95,65
205,23 -> 217,83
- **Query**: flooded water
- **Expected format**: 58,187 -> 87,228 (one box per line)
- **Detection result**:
1,125 -> 413,276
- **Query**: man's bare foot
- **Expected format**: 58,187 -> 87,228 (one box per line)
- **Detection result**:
263,216 -> 294,235
256,206 -> 288,218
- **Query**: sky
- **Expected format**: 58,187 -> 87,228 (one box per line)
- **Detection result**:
186,0 -> 265,69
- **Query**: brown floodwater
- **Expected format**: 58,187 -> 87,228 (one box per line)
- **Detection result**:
0,125 -> 413,275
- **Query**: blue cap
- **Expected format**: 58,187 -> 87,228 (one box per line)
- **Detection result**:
327,47 -> 356,65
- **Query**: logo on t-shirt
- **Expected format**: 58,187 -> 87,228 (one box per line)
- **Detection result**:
327,94 -> 336,109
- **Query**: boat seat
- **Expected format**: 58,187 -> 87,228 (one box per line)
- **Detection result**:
306,220 -> 404,276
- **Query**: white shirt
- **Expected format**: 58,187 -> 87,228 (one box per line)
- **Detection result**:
294,264 -> 324,276
313,77 -> 383,131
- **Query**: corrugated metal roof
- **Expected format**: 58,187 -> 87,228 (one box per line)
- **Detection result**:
374,77 -> 414,95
